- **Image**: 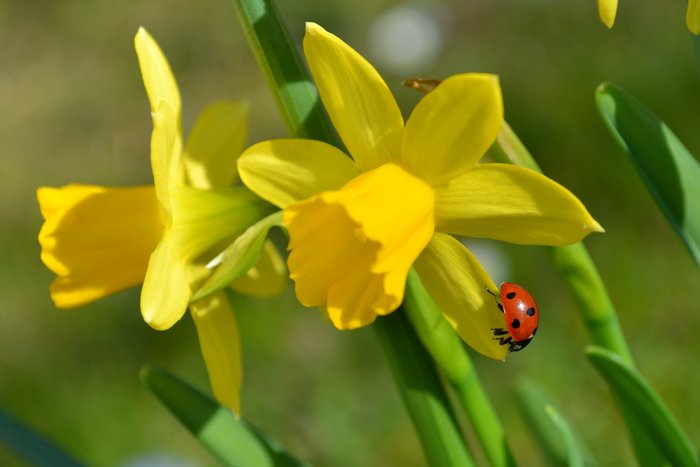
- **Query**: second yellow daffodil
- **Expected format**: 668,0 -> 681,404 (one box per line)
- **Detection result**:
37,28 -> 286,413
238,23 -> 603,360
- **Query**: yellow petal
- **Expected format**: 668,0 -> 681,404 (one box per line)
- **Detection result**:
190,292 -> 242,415
37,185 -> 163,308
238,139 -> 361,208
141,233 -> 191,330
134,27 -> 182,119
150,101 -> 182,225
598,0 -> 617,28
402,74 -> 503,186
435,163 -> 604,245
688,0 -> 700,34
414,233 -> 508,361
183,101 -> 248,189
231,240 -> 287,297
303,23 -> 404,171
284,163 -> 434,329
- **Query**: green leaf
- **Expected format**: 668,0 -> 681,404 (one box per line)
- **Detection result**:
403,270 -> 516,467
596,82 -> 700,268
544,405 -> 584,467
515,381 -> 595,467
374,312 -> 476,467
0,410 -> 83,467
192,211 -> 283,301
586,346 -> 698,467
141,367 -> 308,467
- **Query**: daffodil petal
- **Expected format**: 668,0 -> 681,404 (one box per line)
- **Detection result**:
141,233 -> 191,330
414,233 -> 508,361
134,27 -> 182,119
231,240 -> 287,297
598,0 -> 618,28
402,74 -> 503,186
435,163 -> 604,245
238,139 -> 361,208
37,185 -> 162,308
184,101 -> 248,189
303,23 -> 403,171
190,292 -> 242,415
688,0 -> 700,34
150,101 -> 182,224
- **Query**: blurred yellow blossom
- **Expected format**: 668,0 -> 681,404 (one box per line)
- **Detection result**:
37,28 -> 285,413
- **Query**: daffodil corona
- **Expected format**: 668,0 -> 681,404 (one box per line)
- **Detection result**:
238,23 -> 603,360
37,28 -> 285,413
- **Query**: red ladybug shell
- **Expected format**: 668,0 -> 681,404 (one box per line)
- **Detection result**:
500,282 -> 539,343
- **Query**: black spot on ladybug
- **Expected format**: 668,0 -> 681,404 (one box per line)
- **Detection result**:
526,307 -> 536,316
511,318 -> 521,329
506,292 -> 516,299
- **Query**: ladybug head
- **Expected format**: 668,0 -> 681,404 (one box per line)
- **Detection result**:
509,337 -> 533,352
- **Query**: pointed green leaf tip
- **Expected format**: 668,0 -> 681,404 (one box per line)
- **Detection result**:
596,82 -> 700,269
140,367 -> 309,467
192,211 -> 284,301
586,347 -> 698,466
515,381 -> 594,466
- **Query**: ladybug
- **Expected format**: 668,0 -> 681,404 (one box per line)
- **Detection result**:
487,283 -> 539,352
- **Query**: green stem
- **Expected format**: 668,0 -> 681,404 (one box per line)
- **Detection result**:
404,270 -> 517,467
487,121 -> 633,366
230,0 -> 473,463
231,0 -> 336,143
374,311 -> 475,467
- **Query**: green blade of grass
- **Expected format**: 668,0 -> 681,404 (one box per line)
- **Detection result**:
515,381 -> 595,467
403,269 -> 516,467
586,347 -> 698,467
141,367 -> 308,467
543,405 -> 584,467
596,82 -> 700,268
0,411 -> 83,467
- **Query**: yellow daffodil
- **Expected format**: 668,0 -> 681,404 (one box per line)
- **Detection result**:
37,28 -> 286,413
238,23 -> 603,360
597,0 -> 700,34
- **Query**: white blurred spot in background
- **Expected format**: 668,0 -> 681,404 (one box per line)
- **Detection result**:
368,4 -> 447,75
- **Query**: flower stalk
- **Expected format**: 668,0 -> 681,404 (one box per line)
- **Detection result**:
404,270 -> 517,467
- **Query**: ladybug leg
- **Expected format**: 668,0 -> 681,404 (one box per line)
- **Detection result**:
491,328 -> 512,347
485,287 -> 504,312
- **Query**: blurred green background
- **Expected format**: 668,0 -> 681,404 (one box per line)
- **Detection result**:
2,0 -> 700,465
